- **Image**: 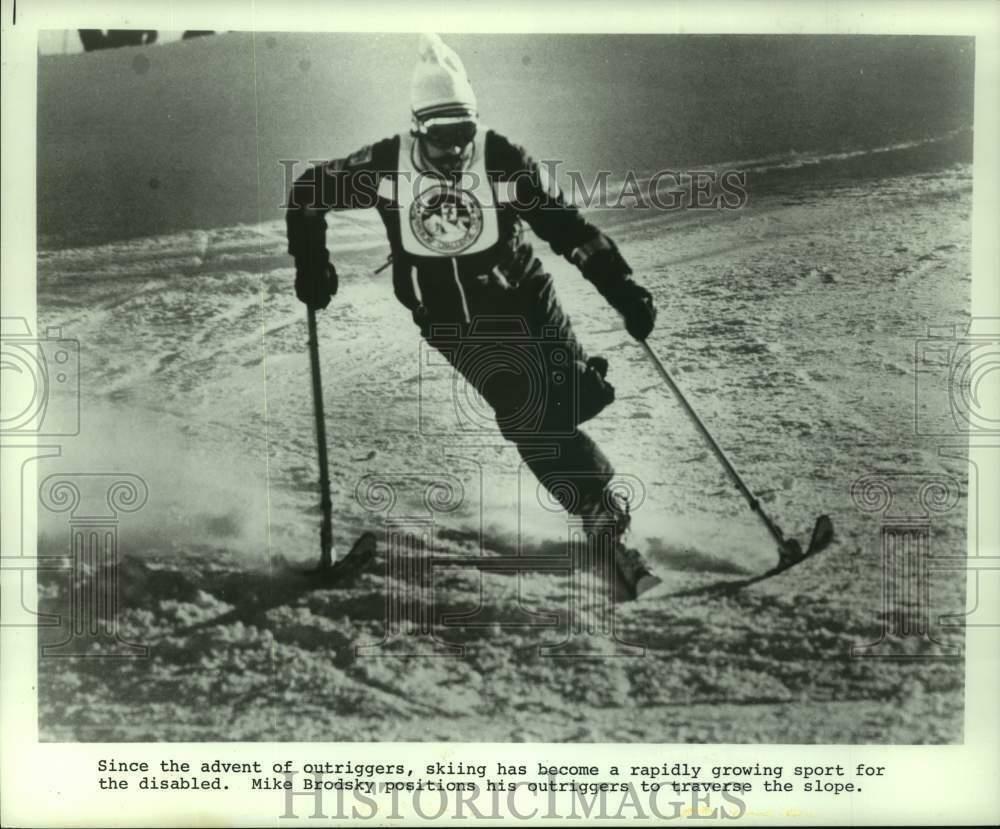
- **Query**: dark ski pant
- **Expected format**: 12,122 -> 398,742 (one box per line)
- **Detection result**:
419,265 -> 619,525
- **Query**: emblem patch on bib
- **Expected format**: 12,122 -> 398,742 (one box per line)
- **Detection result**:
409,184 -> 484,254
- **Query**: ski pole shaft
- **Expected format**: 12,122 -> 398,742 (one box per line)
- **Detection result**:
307,307 -> 334,569
639,340 -> 787,547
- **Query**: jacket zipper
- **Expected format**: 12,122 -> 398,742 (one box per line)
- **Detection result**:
452,257 -> 471,324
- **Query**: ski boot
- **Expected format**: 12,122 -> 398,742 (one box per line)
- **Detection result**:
580,487 -> 662,601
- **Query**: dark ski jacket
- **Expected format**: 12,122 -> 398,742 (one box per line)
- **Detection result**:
285,130 -> 631,324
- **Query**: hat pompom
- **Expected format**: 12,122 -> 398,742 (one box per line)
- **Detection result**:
410,33 -> 477,121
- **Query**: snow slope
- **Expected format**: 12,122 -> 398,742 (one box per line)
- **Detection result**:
34,34 -> 973,742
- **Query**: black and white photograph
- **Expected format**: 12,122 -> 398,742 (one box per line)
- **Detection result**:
3,4 -> 999,826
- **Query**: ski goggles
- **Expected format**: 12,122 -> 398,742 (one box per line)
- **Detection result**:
417,118 -> 478,150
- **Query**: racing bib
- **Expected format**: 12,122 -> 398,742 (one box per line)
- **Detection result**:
389,131 -> 500,258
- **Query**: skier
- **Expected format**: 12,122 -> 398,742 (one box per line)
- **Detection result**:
286,34 -> 662,599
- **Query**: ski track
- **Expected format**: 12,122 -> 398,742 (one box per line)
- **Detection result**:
36,162 -> 971,743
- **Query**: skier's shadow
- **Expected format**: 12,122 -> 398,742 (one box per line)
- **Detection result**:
174,570 -> 343,635
65,536 -> 383,640
174,537 -> 383,636
164,531 -> 577,637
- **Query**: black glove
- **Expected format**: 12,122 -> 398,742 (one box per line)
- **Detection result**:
609,279 -> 657,341
580,245 -> 657,341
295,261 -> 338,310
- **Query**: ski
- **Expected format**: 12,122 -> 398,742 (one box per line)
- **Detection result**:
753,514 -> 835,584
310,531 -> 377,584
658,516 -> 835,599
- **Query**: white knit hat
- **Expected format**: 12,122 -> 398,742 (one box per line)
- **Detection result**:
410,33 -> 477,121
